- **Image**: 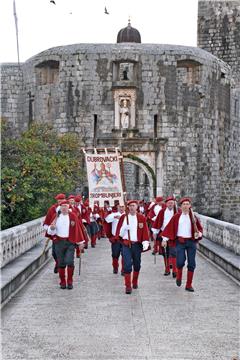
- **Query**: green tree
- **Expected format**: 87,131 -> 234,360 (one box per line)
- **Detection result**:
1,122 -> 85,229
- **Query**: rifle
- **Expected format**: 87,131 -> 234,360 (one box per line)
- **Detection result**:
41,238 -> 50,256
78,247 -> 82,276
153,235 -> 156,264
190,207 -> 199,239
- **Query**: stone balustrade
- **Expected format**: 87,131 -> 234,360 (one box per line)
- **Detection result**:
197,213 -> 240,255
0,217 -> 45,268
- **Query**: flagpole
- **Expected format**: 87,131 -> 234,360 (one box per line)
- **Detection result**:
13,0 -> 20,66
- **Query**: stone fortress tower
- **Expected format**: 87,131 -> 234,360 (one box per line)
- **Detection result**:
197,1 -> 240,223
0,1 -> 239,224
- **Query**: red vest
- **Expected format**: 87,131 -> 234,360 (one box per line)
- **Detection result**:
116,213 -> 150,243
161,212 -> 203,241
47,212 -> 85,244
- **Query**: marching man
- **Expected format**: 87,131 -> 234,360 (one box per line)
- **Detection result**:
104,203 -> 125,274
47,200 -> 85,290
161,197 -> 203,292
147,196 -> 165,255
152,196 -> 177,277
116,200 -> 150,294
43,193 -> 66,273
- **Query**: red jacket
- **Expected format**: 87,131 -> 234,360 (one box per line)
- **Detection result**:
46,212 -> 85,244
147,203 -> 166,222
43,203 -> 58,226
115,213 -> 150,243
152,206 -> 177,233
161,212 -> 203,241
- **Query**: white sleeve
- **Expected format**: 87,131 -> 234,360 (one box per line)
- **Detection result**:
151,228 -> 160,235
47,226 -> 56,236
162,236 -> 169,241
105,213 -> 114,223
43,224 -> 49,231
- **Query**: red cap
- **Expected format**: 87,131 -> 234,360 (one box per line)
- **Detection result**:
55,193 -> 66,200
127,200 -> 138,206
68,195 -> 75,200
60,200 -> 69,206
155,196 -> 164,202
165,196 -> 175,203
75,195 -> 82,202
179,197 -> 191,204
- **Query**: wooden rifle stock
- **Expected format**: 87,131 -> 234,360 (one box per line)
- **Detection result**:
190,208 -> 199,239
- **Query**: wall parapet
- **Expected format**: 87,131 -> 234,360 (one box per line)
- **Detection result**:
0,217 -> 45,268
197,213 -> 240,255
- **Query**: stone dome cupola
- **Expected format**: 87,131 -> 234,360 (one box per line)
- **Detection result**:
117,19 -> 141,43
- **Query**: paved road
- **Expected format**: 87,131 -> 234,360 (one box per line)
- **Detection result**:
2,238 -> 240,360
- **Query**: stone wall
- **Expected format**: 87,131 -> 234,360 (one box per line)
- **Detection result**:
0,43 -> 239,222
0,217 -> 45,268
197,0 -> 240,225
198,0 -> 240,83
197,213 -> 240,255
0,64 -> 26,136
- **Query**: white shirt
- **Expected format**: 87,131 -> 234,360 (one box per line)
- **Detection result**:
152,204 -> 162,221
152,208 -> 174,235
77,204 -> 82,214
139,206 -> 145,214
120,214 -> 138,242
105,211 -> 123,236
47,214 -> 70,237
162,208 -> 174,230
177,214 -> 192,238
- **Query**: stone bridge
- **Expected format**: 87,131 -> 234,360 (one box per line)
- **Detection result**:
1,215 -> 240,360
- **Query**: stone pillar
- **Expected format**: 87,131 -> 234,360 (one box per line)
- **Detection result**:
114,92 -> 120,128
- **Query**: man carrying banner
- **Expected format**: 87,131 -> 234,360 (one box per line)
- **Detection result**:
105,203 -> 125,274
161,197 -> 203,292
116,200 -> 150,294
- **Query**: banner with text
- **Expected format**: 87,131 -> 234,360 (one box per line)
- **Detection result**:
85,152 -> 124,208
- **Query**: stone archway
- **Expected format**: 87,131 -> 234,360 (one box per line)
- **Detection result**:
123,156 -> 155,201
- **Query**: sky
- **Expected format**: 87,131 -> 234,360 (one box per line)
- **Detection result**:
0,0 -> 199,63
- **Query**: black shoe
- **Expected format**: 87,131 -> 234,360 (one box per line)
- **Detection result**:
125,288 -> 132,294
176,279 -> 182,287
76,255 -> 80,258
164,271 -> 170,276
54,266 -> 58,274
132,284 -> 138,289
185,286 -> 194,292
113,269 -> 118,274
152,251 -> 156,255
84,245 -> 88,249
67,284 -> 73,290
172,272 -> 177,278
91,244 -> 95,248
60,284 -> 66,289
121,271 -> 124,276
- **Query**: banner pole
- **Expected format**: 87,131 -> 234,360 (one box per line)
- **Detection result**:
118,149 -> 131,243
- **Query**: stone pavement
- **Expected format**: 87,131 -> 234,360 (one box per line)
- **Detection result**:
2,238 -> 239,360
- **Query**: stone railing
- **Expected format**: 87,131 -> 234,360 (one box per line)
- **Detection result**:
197,213 -> 240,255
0,217 -> 45,268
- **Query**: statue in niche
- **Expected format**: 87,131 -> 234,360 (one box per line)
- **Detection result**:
120,98 -> 130,129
